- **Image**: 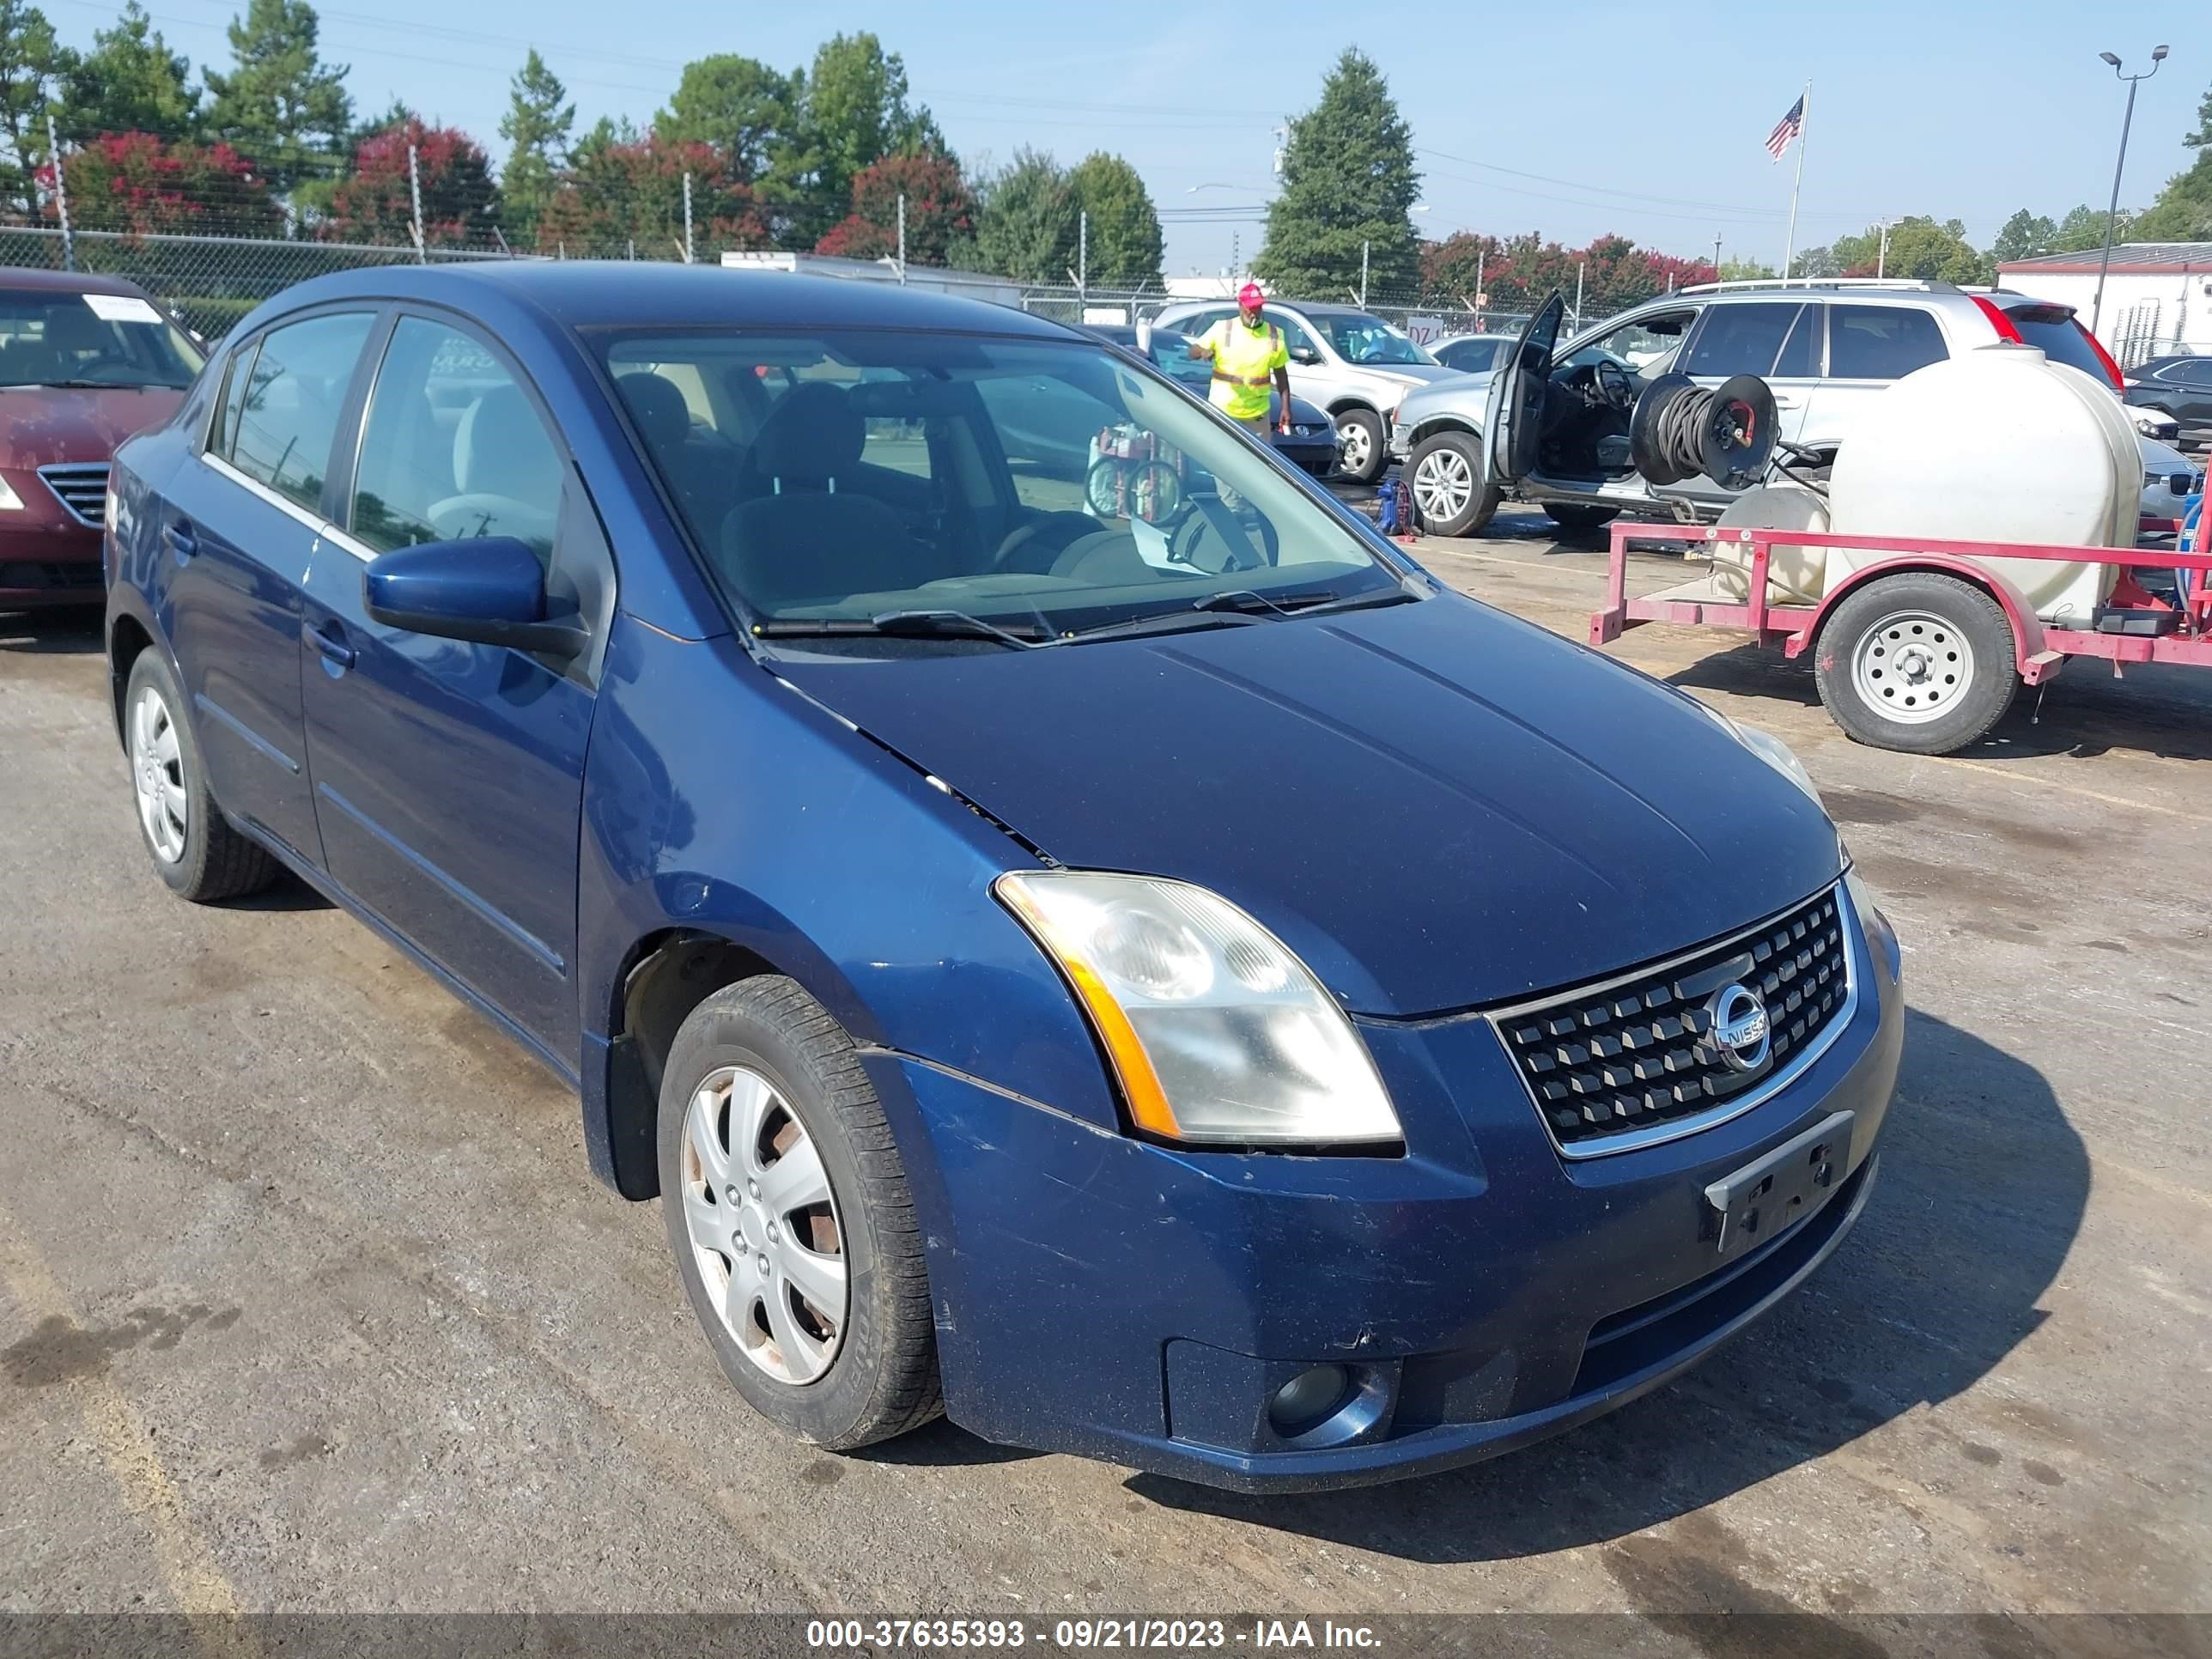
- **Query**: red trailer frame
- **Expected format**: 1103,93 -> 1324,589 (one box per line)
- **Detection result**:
1589,520 -> 2212,681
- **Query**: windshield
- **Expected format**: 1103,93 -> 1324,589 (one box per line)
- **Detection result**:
1306,313 -> 1437,367
599,329 -> 1403,643
0,289 -> 204,389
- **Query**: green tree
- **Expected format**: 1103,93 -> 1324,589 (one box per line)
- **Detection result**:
1789,245 -> 1841,277
657,53 -> 794,182
1255,49 -> 1420,301
814,149 -> 971,264
1719,256 -> 1779,281
974,148 -> 1075,281
203,0 -> 352,197
1065,152 -> 1161,287
540,133 -> 766,258
2134,78 -> 2212,241
0,0 -> 70,219
56,2 -> 197,142
500,49 -> 572,247
2052,203 -> 2130,252
1991,209 -> 2058,264
792,33 -> 941,244
1828,216 -> 1990,283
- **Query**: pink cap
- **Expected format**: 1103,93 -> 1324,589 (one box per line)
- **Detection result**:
1237,283 -> 1265,310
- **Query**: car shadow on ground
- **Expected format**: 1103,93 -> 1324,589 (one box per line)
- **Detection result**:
0,605 -> 102,653
1127,1009 -> 2084,1567
1667,641 -> 2212,765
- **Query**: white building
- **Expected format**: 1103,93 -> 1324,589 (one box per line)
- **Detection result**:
1996,243 -> 2212,364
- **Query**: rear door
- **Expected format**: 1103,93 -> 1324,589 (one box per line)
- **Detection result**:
1798,301 -> 1950,459
1669,300 -> 1819,507
297,311 -> 611,1059
1483,291 -> 1565,487
161,308 -> 378,866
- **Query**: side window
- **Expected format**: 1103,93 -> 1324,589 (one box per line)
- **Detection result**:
1565,310 -> 1696,374
227,311 -> 375,513
349,315 -> 565,562
1771,303 -> 1822,379
1682,303 -> 1804,377
1272,315 -> 1316,359
1828,305 -> 1948,380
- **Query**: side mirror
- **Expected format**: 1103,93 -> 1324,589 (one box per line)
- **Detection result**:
1289,345 -> 1322,366
362,537 -> 585,659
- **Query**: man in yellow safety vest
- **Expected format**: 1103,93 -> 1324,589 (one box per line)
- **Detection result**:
1188,283 -> 1293,440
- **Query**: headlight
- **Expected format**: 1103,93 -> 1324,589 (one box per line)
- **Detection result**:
1844,867 -> 1902,984
0,474 -> 22,511
1720,714 -> 1822,805
995,871 -> 1401,1148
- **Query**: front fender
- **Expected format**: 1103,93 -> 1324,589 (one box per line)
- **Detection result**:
575,616 -> 1121,1127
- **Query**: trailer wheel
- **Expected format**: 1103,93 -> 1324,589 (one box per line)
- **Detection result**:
1815,572 -> 2018,755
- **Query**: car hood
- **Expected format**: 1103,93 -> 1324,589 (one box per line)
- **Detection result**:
0,385 -> 185,469
776,593 -> 1844,1017
1352,363 -> 1461,392
1398,373 -> 1494,420
1284,393 -> 1333,427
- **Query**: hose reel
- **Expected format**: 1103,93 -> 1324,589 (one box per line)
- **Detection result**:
1628,373 -> 1779,490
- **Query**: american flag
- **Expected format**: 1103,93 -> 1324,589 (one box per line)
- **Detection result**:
1766,95 -> 1805,161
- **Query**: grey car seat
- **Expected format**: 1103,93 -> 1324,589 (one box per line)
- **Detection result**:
720,382 -> 912,607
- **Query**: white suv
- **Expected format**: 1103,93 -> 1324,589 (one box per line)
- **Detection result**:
1152,298 -> 1462,483
1390,278 -> 2195,536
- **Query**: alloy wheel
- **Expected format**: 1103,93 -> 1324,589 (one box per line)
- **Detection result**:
679,1064 -> 848,1385
129,684 -> 187,864
1412,447 -> 1473,522
1337,420 -> 1371,476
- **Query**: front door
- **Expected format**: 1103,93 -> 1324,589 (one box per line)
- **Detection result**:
298,313 -> 607,1060
163,309 -> 379,866
1668,301 -> 1820,509
1485,291 -> 1565,487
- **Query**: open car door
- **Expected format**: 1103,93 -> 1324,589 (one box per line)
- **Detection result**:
1484,290 -> 1566,489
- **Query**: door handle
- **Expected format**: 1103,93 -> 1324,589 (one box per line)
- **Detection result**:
308,623 -> 356,671
160,519 -> 197,560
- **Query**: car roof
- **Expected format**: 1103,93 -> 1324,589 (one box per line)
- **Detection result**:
243,261 -> 1079,340
0,264 -> 161,299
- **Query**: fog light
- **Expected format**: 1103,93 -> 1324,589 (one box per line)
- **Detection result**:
1267,1364 -> 1352,1437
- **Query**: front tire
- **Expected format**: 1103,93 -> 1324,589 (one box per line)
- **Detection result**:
122,649 -> 281,902
1334,407 -> 1388,483
1814,572 -> 2018,755
1407,430 -> 1500,536
658,976 -> 940,1450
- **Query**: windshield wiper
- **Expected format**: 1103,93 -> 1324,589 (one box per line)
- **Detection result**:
752,609 -> 1050,649
1277,586 -> 1421,618
1194,588 -> 1338,618
1050,608 -> 1267,646
0,379 -> 155,391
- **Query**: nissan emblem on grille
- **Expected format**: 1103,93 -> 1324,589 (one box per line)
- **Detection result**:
1708,984 -> 1771,1072
1492,885 -> 1855,1156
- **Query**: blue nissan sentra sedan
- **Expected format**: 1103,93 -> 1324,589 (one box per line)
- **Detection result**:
102,263 -> 1903,1491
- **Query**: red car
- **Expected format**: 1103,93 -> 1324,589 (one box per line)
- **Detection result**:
0,269 -> 205,610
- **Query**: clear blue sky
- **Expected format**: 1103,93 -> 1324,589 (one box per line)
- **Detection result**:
48,0 -> 2209,269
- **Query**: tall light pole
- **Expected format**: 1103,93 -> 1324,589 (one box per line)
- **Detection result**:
2092,44 -> 2168,339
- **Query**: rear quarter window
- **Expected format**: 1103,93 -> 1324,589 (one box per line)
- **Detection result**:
1827,306 -> 1948,380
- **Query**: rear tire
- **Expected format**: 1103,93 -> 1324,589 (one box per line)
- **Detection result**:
1334,407 -> 1388,483
1814,572 -> 2018,756
1542,502 -> 1620,535
658,976 -> 940,1451
1407,430 -> 1500,536
122,648 -> 282,902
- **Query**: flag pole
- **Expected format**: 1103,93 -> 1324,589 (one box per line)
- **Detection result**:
1782,81 -> 1810,278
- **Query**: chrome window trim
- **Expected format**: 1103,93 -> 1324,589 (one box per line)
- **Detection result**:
320,523 -> 376,563
1486,878 -> 1862,1161
200,452 -> 328,535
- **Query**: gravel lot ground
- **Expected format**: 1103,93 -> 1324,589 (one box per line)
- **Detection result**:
2,512 -> 2207,1635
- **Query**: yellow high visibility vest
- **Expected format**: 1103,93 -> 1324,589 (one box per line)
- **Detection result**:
1205,319 -> 1285,421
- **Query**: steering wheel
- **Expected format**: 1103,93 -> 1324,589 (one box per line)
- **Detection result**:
1170,495 -> 1279,574
1593,359 -> 1636,411
993,511 -> 1106,574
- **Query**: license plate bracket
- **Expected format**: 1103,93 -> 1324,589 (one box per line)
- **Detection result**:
1704,1110 -> 1853,1259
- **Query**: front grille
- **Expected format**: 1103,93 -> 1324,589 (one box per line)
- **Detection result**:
1495,885 -> 1853,1156
38,463 -> 109,527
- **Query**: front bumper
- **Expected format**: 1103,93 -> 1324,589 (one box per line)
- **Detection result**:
0,520 -> 102,607
867,884 -> 1905,1491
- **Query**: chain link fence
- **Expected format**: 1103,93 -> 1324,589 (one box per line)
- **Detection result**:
0,220 -> 1615,354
